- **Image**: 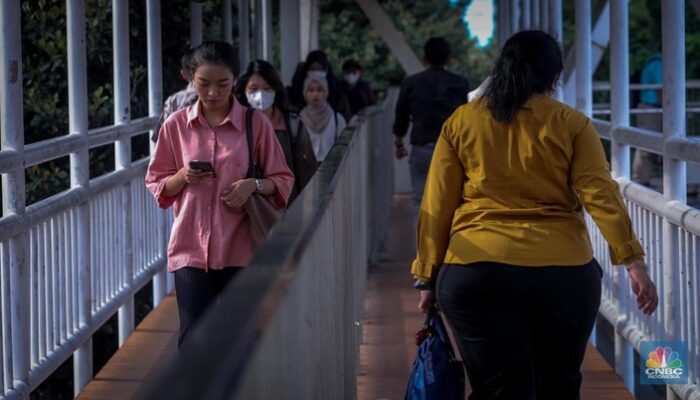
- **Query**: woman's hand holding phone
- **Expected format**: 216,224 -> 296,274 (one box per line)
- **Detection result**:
183,161 -> 215,183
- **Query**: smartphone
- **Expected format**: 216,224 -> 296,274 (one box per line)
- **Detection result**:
189,160 -> 216,177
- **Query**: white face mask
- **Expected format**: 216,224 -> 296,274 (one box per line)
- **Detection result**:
246,90 -> 275,111
307,70 -> 327,79
344,73 -> 359,85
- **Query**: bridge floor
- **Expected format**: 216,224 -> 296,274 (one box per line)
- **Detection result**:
356,194 -> 634,400
75,295 -> 178,400
75,194 -> 634,400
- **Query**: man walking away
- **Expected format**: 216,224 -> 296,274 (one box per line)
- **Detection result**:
393,37 -> 470,219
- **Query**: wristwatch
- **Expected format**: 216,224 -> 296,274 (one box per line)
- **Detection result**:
254,178 -> 263,193
413,279 -> 432,291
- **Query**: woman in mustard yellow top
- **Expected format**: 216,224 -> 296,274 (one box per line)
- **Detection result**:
414,31 -> 658,399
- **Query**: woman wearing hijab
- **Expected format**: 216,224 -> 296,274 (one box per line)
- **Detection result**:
300,76 -> 347,163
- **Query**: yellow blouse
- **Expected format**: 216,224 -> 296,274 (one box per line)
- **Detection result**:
412,95 -> 644,281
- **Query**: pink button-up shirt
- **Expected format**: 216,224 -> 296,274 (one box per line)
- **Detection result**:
145,99 -> 294,272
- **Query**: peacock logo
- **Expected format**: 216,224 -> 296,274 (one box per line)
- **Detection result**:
645,346 -> 683,369
641,343 -> 687,384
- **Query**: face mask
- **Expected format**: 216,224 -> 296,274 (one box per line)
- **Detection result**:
344,73 -> 359,85
246,90 -> 276,111
307,70 -> 327,79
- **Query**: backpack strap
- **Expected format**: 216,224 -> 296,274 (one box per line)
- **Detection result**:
245,108 -> 255,179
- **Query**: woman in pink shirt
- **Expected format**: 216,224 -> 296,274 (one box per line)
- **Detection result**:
145,41 -> 294,348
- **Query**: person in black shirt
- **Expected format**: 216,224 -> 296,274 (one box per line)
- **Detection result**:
393,37 -> 470,218
338,58 -> 376,118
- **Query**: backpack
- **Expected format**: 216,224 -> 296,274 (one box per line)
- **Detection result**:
405,310 -> 465,400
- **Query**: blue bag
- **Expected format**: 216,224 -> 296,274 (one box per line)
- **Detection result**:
405,310 -> 465,400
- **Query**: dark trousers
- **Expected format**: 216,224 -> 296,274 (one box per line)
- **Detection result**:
436,260 -> 602,400
173,267 -> 240,349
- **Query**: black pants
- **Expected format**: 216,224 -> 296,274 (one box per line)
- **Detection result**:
436,260 -> 602,400
173,267 -> 240,349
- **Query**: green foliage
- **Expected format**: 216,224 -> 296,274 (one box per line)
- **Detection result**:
19,0 -> 227,205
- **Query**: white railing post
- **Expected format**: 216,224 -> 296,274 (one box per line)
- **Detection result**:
531,0 -> 540,29
662,1 -> 685,399
609,0 -> 634,394
549,0 -> 563,100
510,0 -> 520,35
575,0 -> 592,116
67,0 -> 93,394
190,1 -> 203,47
540,0 -> 549,33
223,0 -> 233,44
280,0 -> 301,84
0,2 -> 30,397
147,0 -> 168,307
113,0 -> 134,347
609,0 -> 630,180
238,0 -> 251,66
260,0 -> 273,62
521,0 -> 531,30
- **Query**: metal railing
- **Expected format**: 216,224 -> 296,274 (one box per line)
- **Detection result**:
566,1 -> 700,399
0,1 -> 170,397
139,91 -> 396,400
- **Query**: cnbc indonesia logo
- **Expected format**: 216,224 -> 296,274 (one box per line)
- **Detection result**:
644,346 -> 684,381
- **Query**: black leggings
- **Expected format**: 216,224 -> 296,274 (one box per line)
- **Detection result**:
174,267 -> 240,349
436,260 -> 602,400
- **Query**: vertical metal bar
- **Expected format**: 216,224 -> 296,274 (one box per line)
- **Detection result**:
549,0 -> 563,100
575,0 -> 592,116
30,229 -> 38,366
521,0 -> 531,29
610,0 -> 630,179
1,243 -> 10,393
661,7 -> 685,398
261,0 -> 273,61
239,0 -> 251,70
51,219 -> 59,346
147,0 -> 162,155
37,227 -> 45,362
688,236 -> 700,385
251,0 -> 261,59
611,8 -> 633,369
531,0 -> 540,29
113,0 -> 134,347
0,1 -> 29,395
44,222 -> 53,353
540,0 -> 549,33
280,0 -> 301,84
511,0 -> 520,34
67,0 -> 93,393
223,0 -> 233,44
62,212 -> 70,341
309,0 -> 319,53
190,1 -> 203,47
147,0 -> 168,305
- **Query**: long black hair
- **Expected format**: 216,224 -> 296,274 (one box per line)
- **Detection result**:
190,40 -> 240,78
235,59 -> 289,111
483,30 -> 563,123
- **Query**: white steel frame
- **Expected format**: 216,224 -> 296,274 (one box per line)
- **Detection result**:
0,1 -> 170,397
